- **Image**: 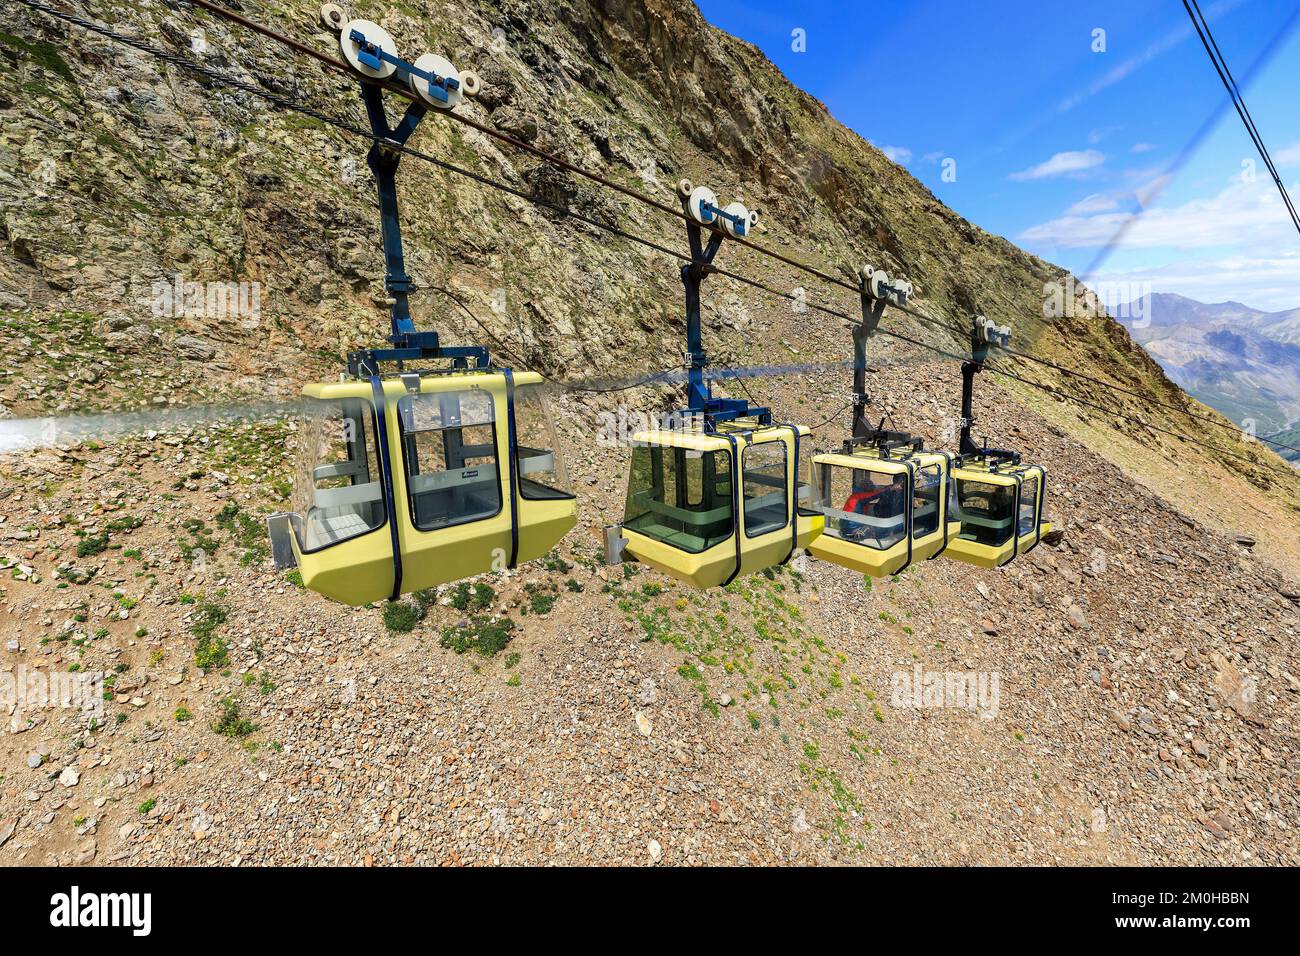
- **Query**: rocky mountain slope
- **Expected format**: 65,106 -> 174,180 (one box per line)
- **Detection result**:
1118,292 -> 1300,444
1,0 -> 1298,866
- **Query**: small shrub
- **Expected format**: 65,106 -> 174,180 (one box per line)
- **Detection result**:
193,630 -> 228,671
449,582 -> 472,610
213,698 -> 256,738
440,615 -> 515,657
174,706 -> 192,722
76,533 -> 109,557
105,514 -> 143,533
138,798 -> 156,814
382,601 -> 422,632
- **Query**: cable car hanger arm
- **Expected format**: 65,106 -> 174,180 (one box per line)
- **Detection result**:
343,39 -> 488,376
844,265 -> 922,455
675,179 -> 769,428
958,316 -> 1019,465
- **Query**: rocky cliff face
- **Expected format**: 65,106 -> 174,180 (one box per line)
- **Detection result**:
0,0 -> 1298,867
0,0 -> 1164,399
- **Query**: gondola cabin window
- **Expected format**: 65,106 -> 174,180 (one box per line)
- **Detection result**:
956,478 -> 1016,546
743,440 -> 789,537
817,464 -> 907,550
513,382 -> 575,500
623,445 -> 733,553
293,397 -> 385,551
397,388 -> 502,531
796,438 -> 817,516
1018,474 -> 1040,537
913,464 -> 942,537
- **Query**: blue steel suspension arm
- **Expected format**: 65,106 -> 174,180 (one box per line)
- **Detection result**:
361,83 -> 425,345
683,221 -> 724,412
679,222 -> 766,427
958,320 -> 1018,464
348,83 -> 488,375
845,289 -> 918,453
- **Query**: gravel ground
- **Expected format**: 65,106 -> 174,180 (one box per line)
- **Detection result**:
2,358 -> 1296,867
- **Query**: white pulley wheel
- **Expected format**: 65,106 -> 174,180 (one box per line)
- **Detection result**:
858,263 -> 877,285
721,201 -> 750,237
687,185 -> 718,225
320,3 -> 345,31
869,269 -> 891,300
746,209 -> 761,230
676,178 -> 694,200
340,19 -> 398,79
893,279 -> 913,302
409,52 -> 462,109
458,69 -> 481,97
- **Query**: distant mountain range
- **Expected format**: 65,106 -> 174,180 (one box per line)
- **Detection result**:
1116,293 -> 1300,462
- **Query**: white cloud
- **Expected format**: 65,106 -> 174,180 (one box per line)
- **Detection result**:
1130,142 -> 1156,153
921,151 -> 945,164
1009,149 -> 1105,181
1066,193 -> 1119,215
880,145 -> 912,164
1020,177 -> 1297,250
1275,140 -> 1300,167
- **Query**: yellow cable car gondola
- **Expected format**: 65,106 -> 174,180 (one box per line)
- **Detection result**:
622,420 -> 819,588
608,180 -> 822,587
942,316 -> 1051,568
267,28 -> 575,604
806,265 -> 961,576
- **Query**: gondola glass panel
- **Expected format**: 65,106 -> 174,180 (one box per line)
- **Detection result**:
956,479 -> 1015,547
913,464 -> 942,537
514,382 -> 574,500
743,441 -> 788,537
397,389 -> 501,530
1018,474 -> 1039,537
623,444 -> 733,554
278,385 -> 396,605
817,463 -> 906,549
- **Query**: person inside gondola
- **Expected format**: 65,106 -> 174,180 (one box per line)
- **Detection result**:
840,470 -> 906,544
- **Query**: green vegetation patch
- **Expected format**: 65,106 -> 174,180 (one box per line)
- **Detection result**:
439,615 -> 515,657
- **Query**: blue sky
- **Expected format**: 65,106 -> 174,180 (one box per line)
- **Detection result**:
696,0 -> 1300,312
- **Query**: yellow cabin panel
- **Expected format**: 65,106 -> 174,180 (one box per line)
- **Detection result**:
291,522 -> 394,606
